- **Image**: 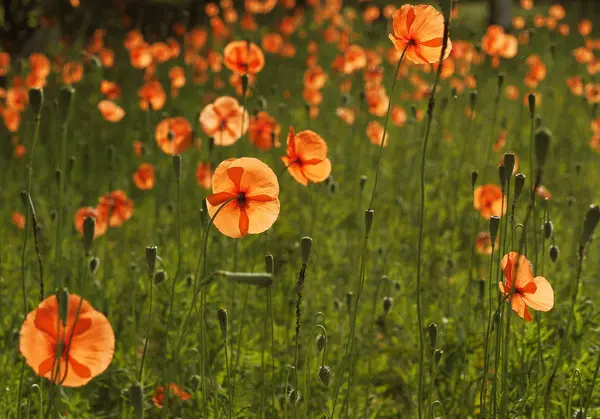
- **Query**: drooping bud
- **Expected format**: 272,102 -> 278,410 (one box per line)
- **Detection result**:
83,216 -> 96,256
579,205 -> 600,250
316,334 -> 326,352
535,127 -> 552,169
544,221 -> 554,239
383,297 -> 393,314
490,216 -> 500,245
146,246 -> 157,277
471,170 -> 478,191
513,173 -> 526,202
217,308 -> 228,340
265,254 -> 274,274
549,245 -> 559,263
318,365 -> 332,386
29,88 -> 44,117
428,323 -> 438,349
57,288 -> 69,327
365,209 -> 374,236
89,256 -> 100,275
153,270 -> 166,285
434,349 -> 444,365
173,155 -> 181,181
301,237 -> 313,265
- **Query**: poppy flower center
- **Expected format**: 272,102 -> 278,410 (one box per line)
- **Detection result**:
236,192 -> 247,207
167,130 -> 175,141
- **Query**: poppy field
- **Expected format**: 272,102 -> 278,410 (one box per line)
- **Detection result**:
1,0 -> 600,417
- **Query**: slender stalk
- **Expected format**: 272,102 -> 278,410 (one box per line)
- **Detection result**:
480,242 -> 496,416
138,272 -> 154,382
583,348 -> 600,416
223,326 -> 233,419
415,13 -> 452,417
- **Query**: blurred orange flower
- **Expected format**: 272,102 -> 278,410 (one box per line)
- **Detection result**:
248,111 -> 281,150
196,162 -> 212,189
474,184 -> 506,219
98,100 -> 125,122
281,127 -> 331,186
152,384 -> 192,408
223,41 -> 265,75
74,207 -> 108,238
366,121 -> 388,147
12,211 -> 25,229
199,96 -> 249,146
97,190 -> 134,228
133,163 -> 156,190
155,117 -> 192,155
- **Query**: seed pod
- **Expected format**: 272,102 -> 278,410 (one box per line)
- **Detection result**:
153,270 -> 166,285
58,86 -> 75,123
57,288 -> 69,327
217,308 -> 228,340
428,323 -> 438,349
490,216 -> 501,245
129,382 -> 144,419
528,93 -> 536,119
359,175 -> 367,191
223,272 -> 272,287
383,297 -> 393,314
497,73 -> 505,92
146,246 -> 157,277
365,209 -> 374,236
346,291 -> 353,314
469,90 -> 477,110
549,245 -> 559,263
471,170 -> 478,190
544,221 -> 553,239
83,216 -> 96,256
535,127 -> 552,169
301,237 -> 313,265
265,254 -> 274,274
503,153 -> 515,180
498,164 -> 506,190
318,365 -> 332,386
580,205 -> 600,249
513,173 -> 526,202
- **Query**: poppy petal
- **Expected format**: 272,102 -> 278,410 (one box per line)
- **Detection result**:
521,276 -> 554,312
207,200 -> 243,238
229,158 -> 279,198
239,208 -> 249,236
246,199 -> 280,235
207,192 -> 236,206
302,158 -> 332,183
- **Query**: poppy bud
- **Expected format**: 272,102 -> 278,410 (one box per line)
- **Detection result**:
365,209 -> 374,236
469,90 -> 477,110
316,334 -> 325,352
434,349 -> 443,365
146,246 -> 157,277
257,96 -> 267,111
428,323 -> 438,349
190,374 -> 201,390
223,272 -> 273,287
573,410 -> 584,419
513,173 -> 526,202
58,86 -> 75,123
19,190 -> 28,209
535,127 -> 552,169
55,169 -> 61,188
490,216 -> 500,245
265,253 -> 274,274
579,205 -> 600,250
80,216 -> 96,256
544,221 -> 554,239
383,297 -> 393,314
503,153 -> 515,181
153,270 -> 166,285
549,245 -> 559,262
201,199 -> 208,225
346,291 -> 353,314
498,164 -> 506,190
217,308 -> 228,340
89,256 -> 100,275
173,155 -> 181,181
56,288 -> 69,327
359,175 -> 367,191
186,274 -> 194,287
129,382 -> 144,419
29,88 -> 44,117
471,170 -> 478,191
301,236 -> 313,265
318,365 -> 332,387
528,93 -> 536,119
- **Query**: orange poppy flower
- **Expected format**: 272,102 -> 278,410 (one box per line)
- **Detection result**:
366,121 -> 389,147
392,106 -> 407,127
12,210 -> 26,229
262,33 -> 283,54
74,207 -> 108,238
494,129 -> 508,152
3,108 -> 21,132
6,87 -> 28,112
521,0 -> 533,10
99,49 -> 115,68
548,4 -> 565,20
14,143 -> 26,158
303,88 -> 323,106
138,80 -> 166,111
474,184 -> 506,220
97,190 -> 134,228
169,66 -> 186,89
585,83 -> 600,103
579,20 -> 592,37
536,185 -> 552,200
248,111 -> 281,150
336,107 -> 355,125
152,384 -> 192,408
199,96 -> 249,146
475,232 -> 495,255
365,84 -> 390,117
566,77 -> 583,96
150,42 -> 171,63
498,252 -> 554,322
62,62 -> 84,85
512,16 -> 525,30
155,117 -> 192,155
133,140 -> 144,157
0,52 -> 10,76
341,45 -> 367,74
506,85 -> 520,100
303,66 -> 328,90
98,100 -> 125,123
206,157 -> 280,238
590,135 -> 600,152
573,47 -> 594,64
558,24 -> 570,36
124,30 -> 143,50
29,53 -> 50,79
133,163 -> 156,190
20,294 -> 115,387
389,5 -> 452,65
196,162 -> 212,189
245,0 -> 277,14
100,80 -> 121,99
281,128 -> 331,186
223,41 -> 265,75
130,43 -> 153,69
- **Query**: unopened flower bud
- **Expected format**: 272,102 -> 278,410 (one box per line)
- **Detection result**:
471,170 -> 478,190
528,93 -> 536,118
346,291 -> 353,314
498,164 -> 506,190
549,245 -> 559,263
383,297 -> 393,314
153,270 -> 166,285
57,288 -> 69,327
490,216 -> 500,245
146,246 -> 157,277
58,86 -> 75,123
544,221 -> 553,239
29,88 -> 44,117
580,205 -> 600,250
316,334 -> 325,352
318,365 -> 332,386
503,153 -> 515,181
535,127 -> 552,169
83,216 -> 96,256
434,349 -> 443,365
129,382 -> 144,419
428,323 -> 438,349
217,308 -> 228,340
513,173 -> 526,202
365,209 -> 374,236
301,237 -> 313,265
265,254 -> 274,274
89,256 -> 100,275
359,175 -> 367,191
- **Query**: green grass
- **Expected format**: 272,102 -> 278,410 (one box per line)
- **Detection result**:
0,1 -> 599,418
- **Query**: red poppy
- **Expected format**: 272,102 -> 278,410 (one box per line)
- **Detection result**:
97,190 -> 134,228
474,184 -> 506,219
199,96 -> 249,146
206,157 -> 280,238
98,100 -> 125,122
133,163 -> 156,190
155,117 -> 193,155
74,207 -> 108,238
248,111 -> 281,150
152,384 -> 192,408
20,294 -> 115,387
223,41 -> 265,75
196,162 -> 212,189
